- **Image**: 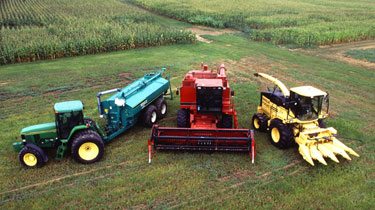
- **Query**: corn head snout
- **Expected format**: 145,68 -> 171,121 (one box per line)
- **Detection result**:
296,128 -> 359,166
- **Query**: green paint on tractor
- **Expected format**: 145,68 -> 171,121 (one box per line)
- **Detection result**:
13,69 -> 173,168
20,123 -> 56,135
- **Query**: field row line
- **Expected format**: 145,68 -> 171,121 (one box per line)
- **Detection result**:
0,159 -> 135,197
165,160 -> 303,209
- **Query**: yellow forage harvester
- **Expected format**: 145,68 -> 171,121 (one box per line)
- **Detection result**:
252,73 -> 359,166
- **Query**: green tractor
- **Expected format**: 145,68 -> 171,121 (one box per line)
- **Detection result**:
14,100 -> 104,168
13,69 -> 172,168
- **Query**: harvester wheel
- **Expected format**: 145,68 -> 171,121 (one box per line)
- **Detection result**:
252,114 -> 268,132
71,129 -> 104,164
19,146 -> 44,168
269,119 -> 294,149
177,109 -> 190,128
222,114 -> 233,128
318,119 -> 327,128
142,105 -> 158,127
154,97 -> 167,119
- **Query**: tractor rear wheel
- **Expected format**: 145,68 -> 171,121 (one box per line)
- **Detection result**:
154,97 -> 167,119
252,113 -> 268,132
142,105 -> 158,127
71,129 -> 104,164
269,119 -> 294,149
19,146 -> 44,168
222,114 -> 233,128
177,109 -> 190,128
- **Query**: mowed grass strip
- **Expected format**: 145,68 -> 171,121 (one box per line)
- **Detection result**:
346,49 -> 375,63
0,34 -> 374,208
130,0 -> 375,47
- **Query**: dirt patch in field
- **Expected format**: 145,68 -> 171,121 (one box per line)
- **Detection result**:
187,26 -> 239,43
296,39 -> 375,69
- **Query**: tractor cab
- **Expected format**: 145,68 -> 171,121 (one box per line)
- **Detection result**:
54,101 -> 84,139
289,86 -> 328,121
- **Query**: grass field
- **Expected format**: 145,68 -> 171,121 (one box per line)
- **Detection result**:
0,29 -> 374,208
1,0 -> 375,208
130,0 -> 375,47
346,49 -> 375,63
0,0 -> 195,64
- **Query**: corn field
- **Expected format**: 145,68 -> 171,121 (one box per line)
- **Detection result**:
0,0 -> 195,65
130,0 -> 375,47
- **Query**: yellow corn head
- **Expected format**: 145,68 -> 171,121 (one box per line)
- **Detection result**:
252,73 -> 359,166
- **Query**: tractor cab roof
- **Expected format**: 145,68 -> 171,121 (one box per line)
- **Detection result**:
54,100 -> 83,113
290,86 -> 327,97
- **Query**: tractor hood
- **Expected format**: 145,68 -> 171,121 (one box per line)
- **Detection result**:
20,122 -> 56,135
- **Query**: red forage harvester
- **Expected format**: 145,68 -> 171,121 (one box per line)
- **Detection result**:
148,64 -> 255,163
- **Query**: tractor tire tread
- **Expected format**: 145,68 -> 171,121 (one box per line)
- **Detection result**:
19,146 -> 44,168
252,113 -> 268,132
269,119 -> 294,149
142,105 -> 158,128
177,109 -> 190,128
154,97 -> 167,119
71,129 -> 104,164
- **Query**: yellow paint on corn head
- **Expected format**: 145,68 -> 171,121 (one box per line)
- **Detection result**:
295,124 -> 359,166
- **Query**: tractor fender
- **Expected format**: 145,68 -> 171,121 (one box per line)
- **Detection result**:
26,143 -> 48,163
67,125 -> 90,141
12,142 -> 25,153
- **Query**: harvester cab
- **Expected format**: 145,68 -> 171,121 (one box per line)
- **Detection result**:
289,86 -> 329,122
148,64 -> 255,164
252,73 -> 359,166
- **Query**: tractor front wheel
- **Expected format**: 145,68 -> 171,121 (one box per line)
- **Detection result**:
252,113 -> 268,132
71,130 -> 104,164
269,119 -> 294,149
19,146 -> 44,168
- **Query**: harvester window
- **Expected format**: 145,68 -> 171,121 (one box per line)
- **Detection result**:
322,95 -> 329,114
293,94 -> 321,121
196,87 -> 222,113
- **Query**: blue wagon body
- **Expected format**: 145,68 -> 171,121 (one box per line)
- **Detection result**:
98,69 -> 172,141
